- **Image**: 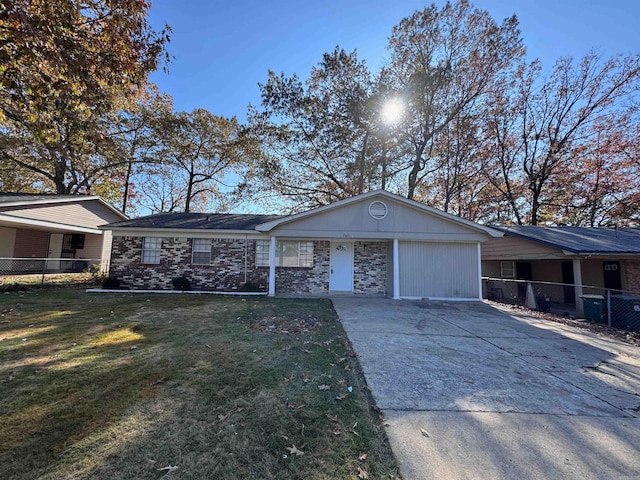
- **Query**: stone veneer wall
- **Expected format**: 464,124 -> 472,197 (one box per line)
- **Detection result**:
109,236 -> 268,291
275,241 -> 330,294
625,260 -> 640,293
353,241 -> 388,295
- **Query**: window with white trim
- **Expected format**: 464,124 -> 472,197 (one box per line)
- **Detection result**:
141,237 -> 162,264
255,240 -> 270,267
255,240 -> 313,267
500,261 -> 515,278
191,239 -> 211,265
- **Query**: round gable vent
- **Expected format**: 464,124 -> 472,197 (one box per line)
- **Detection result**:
368,200 -> 388,220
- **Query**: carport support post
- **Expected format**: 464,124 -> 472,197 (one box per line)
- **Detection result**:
268,236 -> 276,296
573,257 -> 585,318
393,239 -> 400,299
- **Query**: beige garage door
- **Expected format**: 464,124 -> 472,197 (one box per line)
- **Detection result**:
399,241 -> 479,299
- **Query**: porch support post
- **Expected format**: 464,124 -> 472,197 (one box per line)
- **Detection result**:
393,238 -> 400,300
477,242 -> 483,300
573,257 -> 584,318
268,236 -> 277,296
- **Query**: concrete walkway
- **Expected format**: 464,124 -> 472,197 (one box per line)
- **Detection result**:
332,297 -> 640,480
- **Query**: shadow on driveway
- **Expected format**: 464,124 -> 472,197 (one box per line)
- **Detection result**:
333,297 -> 640,480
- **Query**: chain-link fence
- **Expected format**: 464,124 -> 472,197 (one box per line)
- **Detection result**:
483,277 -> 640,333
0,257 -> 107,287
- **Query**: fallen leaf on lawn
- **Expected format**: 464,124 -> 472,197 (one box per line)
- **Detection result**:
148,379 -> 164,386
357,465 -> 369,479
336,357 -> 346,363
344,365 -> 351,371
358,452 -> 368,461
335,393 -> 347,400
326,414 -> 339,422
218,407 -> 244,423
318,384 -> 330,390
333,429 -> 342,436
337,379 -> 346,386
280,434 -> 289,441
421,429 -> 430,438
286,445 -> 304,456
157,465 -> 179,473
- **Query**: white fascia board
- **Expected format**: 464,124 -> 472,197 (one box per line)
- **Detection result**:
0,213 -> 102,234
105,227 -> 270,239
262,229 -> 488,242
561,251 -> 640,257
255,190 -> 503,237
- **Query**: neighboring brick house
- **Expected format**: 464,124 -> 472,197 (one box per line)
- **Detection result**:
481,225 -> 640,316
102,190 -> 501,299
0,193 -> 127,273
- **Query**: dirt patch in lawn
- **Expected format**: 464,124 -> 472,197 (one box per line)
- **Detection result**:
250,314 -> 327,334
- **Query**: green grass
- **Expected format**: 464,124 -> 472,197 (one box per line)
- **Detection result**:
0,289 -> 399,479
0,272 -> 101,290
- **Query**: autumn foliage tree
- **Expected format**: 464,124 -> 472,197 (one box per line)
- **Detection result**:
483,53 -> 640,225
250,47 -> 380,210
0,0 -> 170,194
138,109 -> 249,213
383,0 -> 524,200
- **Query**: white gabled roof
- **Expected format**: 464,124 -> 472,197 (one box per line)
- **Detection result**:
255,190 -> 502,237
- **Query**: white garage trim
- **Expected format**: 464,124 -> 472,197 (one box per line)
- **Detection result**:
399,241 -> 480,300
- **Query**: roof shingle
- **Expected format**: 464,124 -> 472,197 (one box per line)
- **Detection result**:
496,225 -> 640,254
106,212 -> 284,231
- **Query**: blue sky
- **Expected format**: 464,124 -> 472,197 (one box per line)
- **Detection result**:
148,0 -> 640,122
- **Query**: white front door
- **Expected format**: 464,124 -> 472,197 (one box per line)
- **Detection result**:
330,242 -> 354,292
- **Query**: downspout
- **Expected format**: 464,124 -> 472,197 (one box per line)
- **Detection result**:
244,234 -> 248,284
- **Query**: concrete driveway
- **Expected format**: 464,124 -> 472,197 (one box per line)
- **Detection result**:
332,297 -> 640,480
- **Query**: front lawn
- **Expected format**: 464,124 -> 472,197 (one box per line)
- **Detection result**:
0,289 -> 399,479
